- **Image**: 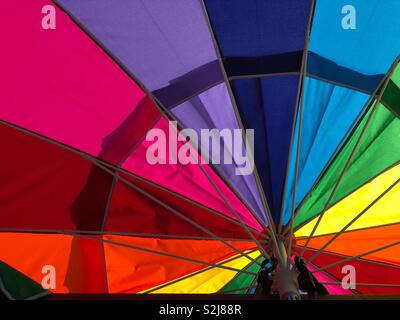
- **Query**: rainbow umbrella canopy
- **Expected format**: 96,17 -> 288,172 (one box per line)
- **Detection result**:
0,0 -> 400,300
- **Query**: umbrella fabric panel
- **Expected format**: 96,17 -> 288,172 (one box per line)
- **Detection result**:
296,224 -> 400,266
171,82 -> 266,222
0,233 -> 107,294
105,174 -> 261,239
300,249 -> 400,294
204,0 -> 312,59
103,235 -> 257,293
294,101 -> 400,228
282,77 -> 369,225
296,163 -> 400,237
0,261 -> 48,300
0,124 -> 115,231
381,68 -> 400,116
309,0 -> 400,76
231,75 -> 299,220
145,251 -> 260,294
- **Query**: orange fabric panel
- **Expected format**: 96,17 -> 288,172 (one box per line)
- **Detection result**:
296,224 -> 400,266
0,233 -> 107,293
103,235 -> 257,293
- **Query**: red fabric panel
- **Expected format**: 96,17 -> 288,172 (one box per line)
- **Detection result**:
0,124 -> 113,231
105,172 -> 260,239
299,248 -> 400,294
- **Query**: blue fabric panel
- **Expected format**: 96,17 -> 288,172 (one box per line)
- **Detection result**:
205,0 -> 312,57
232,76 -> 299,221
282,77 -> 369,225
309,0 -> 400,75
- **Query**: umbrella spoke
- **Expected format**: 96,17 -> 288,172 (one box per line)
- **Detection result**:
309,240 -> 400,273
286,0 -> 316,263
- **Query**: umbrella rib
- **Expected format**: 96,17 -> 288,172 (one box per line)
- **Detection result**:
299,57 -> 399,259
310,240 -> 400,274
53,0 -> 272,258
200,0 -> 281,264
293,244 -> 400,271
143,251 -> 260,294
287,57 -> 400,235
0,229 -> 269,243
92,159 -> 264,266
69,232 -> 258,276
304,177 -> 400,265
286,0 -> 316,263
295,221 -> 400,242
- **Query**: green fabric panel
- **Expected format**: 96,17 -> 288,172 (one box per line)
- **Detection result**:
392,64 -> 400,88
382,80 -> 400,117
294,101 -> 400,228
220,257 -> 262,294
0,261 -> 46,300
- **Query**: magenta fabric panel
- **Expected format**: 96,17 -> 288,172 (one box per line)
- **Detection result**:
0,1 -> 149,163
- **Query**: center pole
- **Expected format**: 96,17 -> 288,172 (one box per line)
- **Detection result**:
273,236 -> 300,300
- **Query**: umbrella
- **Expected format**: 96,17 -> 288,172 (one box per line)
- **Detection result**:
0,0 -> 399,299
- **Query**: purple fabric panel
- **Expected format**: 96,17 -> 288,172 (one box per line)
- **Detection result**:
59,0 -> 218,92
171,83 -> 266,222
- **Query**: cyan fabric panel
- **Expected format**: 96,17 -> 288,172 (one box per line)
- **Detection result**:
282,77 -> 369,225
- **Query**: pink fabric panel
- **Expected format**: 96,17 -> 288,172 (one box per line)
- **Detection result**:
0,1 -> 147,158
308,264 -> 353,295
122,117 -> 262,231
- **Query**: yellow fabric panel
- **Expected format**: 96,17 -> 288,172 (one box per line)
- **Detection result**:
295,163 -> 400,238
143,250 -> 260,294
